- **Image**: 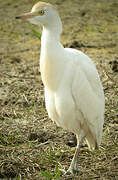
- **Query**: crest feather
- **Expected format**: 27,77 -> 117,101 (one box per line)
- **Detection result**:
32,1 -> 57,11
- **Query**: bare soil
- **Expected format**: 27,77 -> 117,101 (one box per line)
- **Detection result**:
0,0 -> 118,179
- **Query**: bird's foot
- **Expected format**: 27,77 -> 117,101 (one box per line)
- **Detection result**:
64,165 -> 79,176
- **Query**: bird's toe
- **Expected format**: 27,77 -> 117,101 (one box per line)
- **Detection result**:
64,167 -> 79,176
64,169 -> 73,176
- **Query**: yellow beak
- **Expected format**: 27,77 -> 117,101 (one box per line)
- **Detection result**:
16,12 -> 36,19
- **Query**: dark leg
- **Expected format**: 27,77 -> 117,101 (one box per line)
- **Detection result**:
65,133 -> 85,175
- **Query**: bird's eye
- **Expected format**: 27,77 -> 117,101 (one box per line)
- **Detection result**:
39,10 -> 45,15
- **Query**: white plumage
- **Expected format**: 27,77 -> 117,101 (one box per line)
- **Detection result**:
16,1 -> 105,175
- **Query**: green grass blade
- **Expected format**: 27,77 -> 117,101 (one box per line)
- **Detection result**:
31,26 -> 41,40
54,164 -> 61,179
40,170 -> 53,179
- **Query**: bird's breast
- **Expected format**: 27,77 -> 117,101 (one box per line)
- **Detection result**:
40,55 -> 64,92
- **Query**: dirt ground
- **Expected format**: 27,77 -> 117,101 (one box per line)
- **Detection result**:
0,0 -> 118,179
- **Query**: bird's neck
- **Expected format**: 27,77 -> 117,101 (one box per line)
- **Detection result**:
41,27 -> 60,50
41,15 -> 62,47
40,22 -> 65,91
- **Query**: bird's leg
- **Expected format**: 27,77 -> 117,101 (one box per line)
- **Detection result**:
65,134 -> 85,175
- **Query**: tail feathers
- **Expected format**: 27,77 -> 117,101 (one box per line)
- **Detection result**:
83,122 -> 103,150
85,132 -> 100,150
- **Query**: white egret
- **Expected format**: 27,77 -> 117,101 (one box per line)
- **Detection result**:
16,1 -> 105,175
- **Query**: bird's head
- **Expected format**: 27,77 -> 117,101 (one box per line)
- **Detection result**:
16,1 -> 59,27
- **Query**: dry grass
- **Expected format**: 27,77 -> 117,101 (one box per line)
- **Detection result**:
0,0 -> 118,179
